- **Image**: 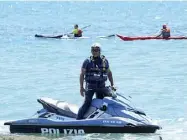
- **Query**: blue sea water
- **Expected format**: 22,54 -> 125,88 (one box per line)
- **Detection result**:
0,1 -> 187,140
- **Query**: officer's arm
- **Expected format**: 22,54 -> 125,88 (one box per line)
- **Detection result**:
80,68 -> 86,89
107,69 -> 114,87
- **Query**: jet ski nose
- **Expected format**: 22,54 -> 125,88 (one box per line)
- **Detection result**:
153,125 -> 162,131
4,121 -> 12,125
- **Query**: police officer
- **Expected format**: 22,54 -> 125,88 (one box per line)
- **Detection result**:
77,43 -> 115,120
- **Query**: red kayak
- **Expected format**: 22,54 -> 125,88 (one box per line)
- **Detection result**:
117,34 -> 187,41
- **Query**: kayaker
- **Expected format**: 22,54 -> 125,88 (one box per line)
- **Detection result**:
156,25 -> 171,38
76,43 -> 115,120
72,24 -> 82,37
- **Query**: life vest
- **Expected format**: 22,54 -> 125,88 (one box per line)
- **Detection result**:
85,55 -> 108,83
78,30 -> 82,36
73,29 -> 82,37
162,28 -> 170,38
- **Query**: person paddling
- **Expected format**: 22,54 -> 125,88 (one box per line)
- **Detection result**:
156,25 -> 171,38
71,24 -> 83,37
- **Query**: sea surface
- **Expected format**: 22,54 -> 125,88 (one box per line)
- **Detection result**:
0,1 -> 187,140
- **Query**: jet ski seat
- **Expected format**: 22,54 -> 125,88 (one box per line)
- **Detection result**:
38,98 -> 79,118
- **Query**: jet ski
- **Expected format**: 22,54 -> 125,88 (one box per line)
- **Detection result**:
4,88 -> 161,134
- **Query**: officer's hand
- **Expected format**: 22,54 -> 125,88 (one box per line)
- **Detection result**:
111,86 -> 117,91
80,87 -> 86,97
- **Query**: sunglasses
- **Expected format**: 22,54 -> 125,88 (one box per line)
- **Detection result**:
91,46 -> 100,52
92,49 -> 100,52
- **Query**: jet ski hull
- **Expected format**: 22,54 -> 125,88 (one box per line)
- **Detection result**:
5,123 -> 159,134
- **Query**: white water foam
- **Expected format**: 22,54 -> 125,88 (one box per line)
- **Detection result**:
0,120 -> 10,134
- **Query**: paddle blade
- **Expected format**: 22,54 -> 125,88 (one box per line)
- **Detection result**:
107,34 -> 115,37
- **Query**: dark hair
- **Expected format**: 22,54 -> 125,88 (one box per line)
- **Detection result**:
74,24 -> 78,28
163,25 -> 167,29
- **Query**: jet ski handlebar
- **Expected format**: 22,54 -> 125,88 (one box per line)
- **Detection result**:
106,86 -> 117,98
106,86 -> 131,102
